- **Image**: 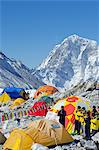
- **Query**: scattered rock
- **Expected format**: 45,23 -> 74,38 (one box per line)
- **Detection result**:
54,146 -> 63,150
0,132 -> 7,145
80,139 -> 86,147
84,140 -> 97,150
77,142 -> 81,147
92,132 -> 99,143
0,145 -> 3,150
73,135 -> 83,140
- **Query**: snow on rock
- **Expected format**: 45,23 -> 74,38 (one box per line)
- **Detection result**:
84,140 -> 97,150
31,143 -> 49,150
0,52 -> 44,89
92,132 -> 99,143
45,111 -> 59,122
63,79 -> 99,105
26,89 -> 36,98
0,88 -> 3,94
2,120 -> 9,131
33,35 -> 99,90
73,135 -> 83,141
50,146 -> 63,150
0,145 -> 2,150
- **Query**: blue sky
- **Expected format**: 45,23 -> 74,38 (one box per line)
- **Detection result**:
0,0 -> 99,68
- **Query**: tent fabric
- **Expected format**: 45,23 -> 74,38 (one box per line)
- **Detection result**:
50,96 -> 92,133
10,98 -> 26,109
3,119 -> 73,150
28,101 -> 48,116
26,119 -> 74,146
0,132 -> 7,144
34,85 -> 58,99
3,129 -> 33,150
36,92 -> 49,100
39,96 -> 54,104
2,87 -> 25,99
0,92 -> 11,103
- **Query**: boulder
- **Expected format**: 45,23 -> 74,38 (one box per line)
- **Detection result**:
0,132 -> 7,145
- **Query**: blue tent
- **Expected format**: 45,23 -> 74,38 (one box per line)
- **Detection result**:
2,87 -> 25,99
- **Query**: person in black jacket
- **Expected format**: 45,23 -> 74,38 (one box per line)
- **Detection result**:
58,106 -> 66,127
16,118 -> 20,126
92,106 -> 98,116
85,111 -> 91,140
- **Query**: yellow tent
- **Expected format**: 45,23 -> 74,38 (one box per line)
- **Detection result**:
0,92 -> 11,103
3,129 -> 33,150
10,98 -> 25,109
3,119 -> 73,150
50,96 -> 92,133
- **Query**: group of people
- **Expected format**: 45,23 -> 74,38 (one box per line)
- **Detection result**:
58,105 -> 99,140
74,105 -> 99,139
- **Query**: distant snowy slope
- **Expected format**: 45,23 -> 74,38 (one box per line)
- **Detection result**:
0,52 -> 44,89
33,35 -> 99,89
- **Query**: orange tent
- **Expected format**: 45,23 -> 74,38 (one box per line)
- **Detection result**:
34,85 -> 58,99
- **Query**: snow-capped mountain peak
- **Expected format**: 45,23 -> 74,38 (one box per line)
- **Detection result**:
33,35 -> 99,89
